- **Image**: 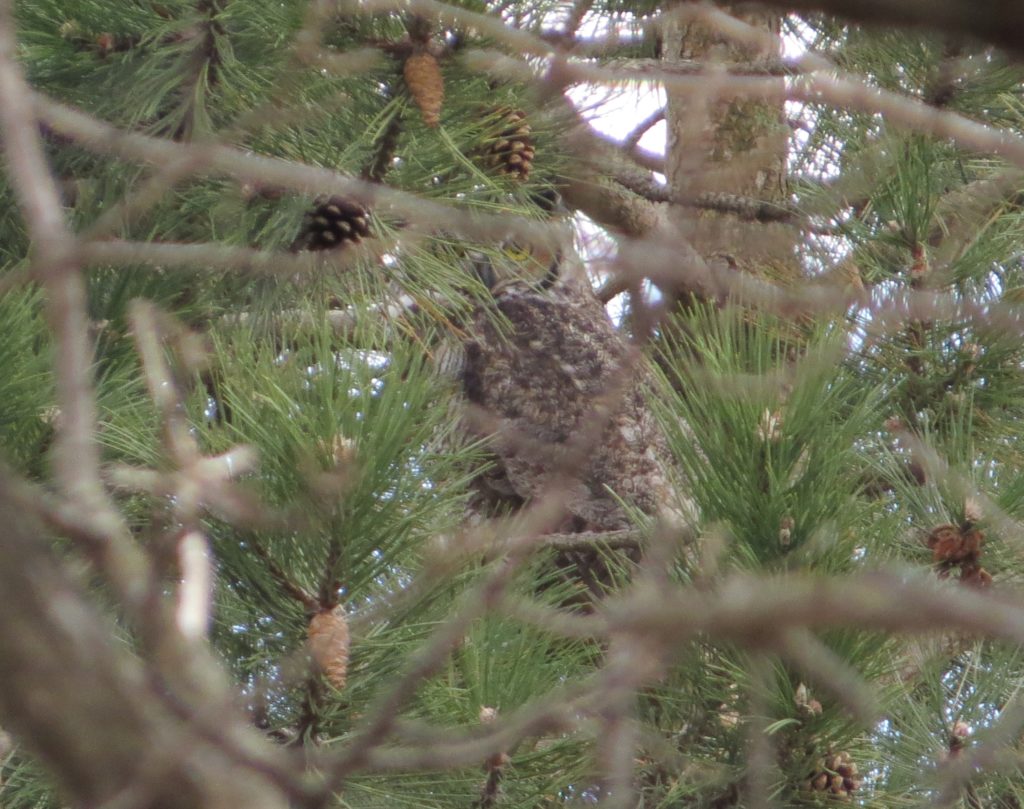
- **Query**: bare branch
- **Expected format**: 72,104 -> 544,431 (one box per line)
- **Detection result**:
462,45 -> 1024,173
539,529 -> 647,553
617,571 -> 1024,649
622,106 -> 665,150
0,478 -> 294,809
0,1 -> 122,537
247,533 -> 322,613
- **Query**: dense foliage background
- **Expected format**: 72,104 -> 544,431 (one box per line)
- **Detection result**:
5,1 -> 1024,808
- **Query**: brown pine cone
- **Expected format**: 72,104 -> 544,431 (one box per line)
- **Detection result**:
482,108 -> 535,181
404,50 -> 444,128
307,605 -> 350,690
296,196 -> 370,251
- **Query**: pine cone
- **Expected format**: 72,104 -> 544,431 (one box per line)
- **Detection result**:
307,605 -> 350,690
404,50 -> 444,128
804,751 -> 859,799
482,108 -> 535,181
926,523 -> 966,564
924,522 -> 987,583
296,196 -> 370,251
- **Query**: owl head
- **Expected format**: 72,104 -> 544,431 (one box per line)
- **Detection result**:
470,229 -> 591,301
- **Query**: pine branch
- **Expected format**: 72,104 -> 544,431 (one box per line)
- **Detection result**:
169,0 -> 227,140
246,534 -> 321,612
684,192 -> 800,224
362,107 -> 405,183
34,93 -> 571,248
539,529 -> 646,553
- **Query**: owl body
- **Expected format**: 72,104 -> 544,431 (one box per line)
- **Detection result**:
460,262 -> 677,532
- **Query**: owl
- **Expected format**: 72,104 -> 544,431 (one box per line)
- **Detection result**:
458,231 -> 683,536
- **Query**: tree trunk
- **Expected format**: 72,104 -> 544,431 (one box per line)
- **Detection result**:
662,7 -> 796,302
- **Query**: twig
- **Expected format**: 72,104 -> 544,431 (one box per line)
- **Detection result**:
461,44 -> 1024,174
246,534 -> 321,613
220,295 -> 421,336
0,1 -> 121,537
685,191 -> 800,224
0,0 -> 173,628
622,106 -> 665,151
615,570 -> 1024,649
0,476 -> 294,809
596,636 -> 646,809
539,529 -> 647,553
82,239 -> 347,277
362,105 -> 405,184
742,656 -> 775,809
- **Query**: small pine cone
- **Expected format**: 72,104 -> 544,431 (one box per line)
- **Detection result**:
807,752 -> 859,799
298,196 -> 370,251
404,50 -> 444,128
949,720 -> 971,753
307,605 -> 350,690
926,523 -> 967,564
830,751 -> 857,779
484,108 -> 535,181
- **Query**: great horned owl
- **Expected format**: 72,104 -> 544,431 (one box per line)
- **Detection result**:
458,230 -> 681,535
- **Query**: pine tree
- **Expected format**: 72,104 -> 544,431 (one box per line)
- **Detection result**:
5,2 -> 1024,809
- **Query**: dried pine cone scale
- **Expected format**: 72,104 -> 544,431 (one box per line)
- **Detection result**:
296,196 -> 370,252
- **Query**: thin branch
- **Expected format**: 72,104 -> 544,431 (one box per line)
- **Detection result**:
539,529 -> 647,553
0,1 -> 122,538
608,164 -> 672,204
33,93 -> 567,251
0,477 -> 294,809
82,239 -> 346,276
246,535 -> 321,613
462,44 -> 1024,174
616,571 -> 1024,650
622,106 -> 665,150
685,191 -> 800,224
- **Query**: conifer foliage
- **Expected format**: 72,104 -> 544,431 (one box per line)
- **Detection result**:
7,2 -> 1024,809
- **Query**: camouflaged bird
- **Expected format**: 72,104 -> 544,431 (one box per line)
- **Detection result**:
458,224 -> 685,534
